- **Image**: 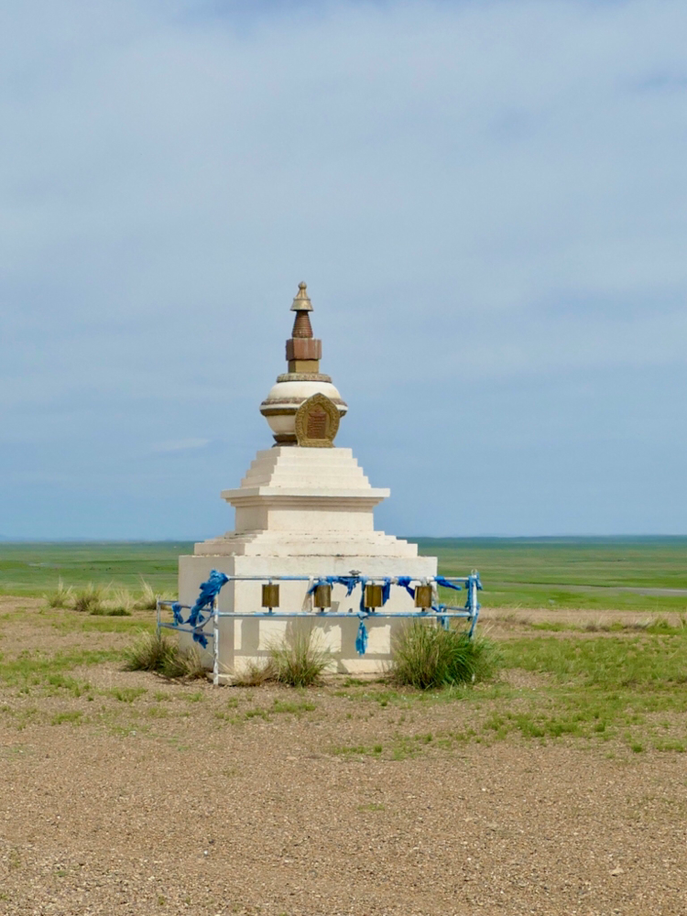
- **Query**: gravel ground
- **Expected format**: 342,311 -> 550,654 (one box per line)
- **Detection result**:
1,598 -> 686,916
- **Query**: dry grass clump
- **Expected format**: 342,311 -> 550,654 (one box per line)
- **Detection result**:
268,630 -> 331,688
45,578 -> 74,608
231,631 -> 331,688
45,577 -> 170,616
123,631 -> 207,680
231,658 -> 276,687
71,583 -> 133,616
108,587 -> 135,615
389,622 -> 500,690
72,583 -> 105,615
134,580 -> 159,611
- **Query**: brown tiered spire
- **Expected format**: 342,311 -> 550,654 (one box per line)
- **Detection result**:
285,282 -> 322,373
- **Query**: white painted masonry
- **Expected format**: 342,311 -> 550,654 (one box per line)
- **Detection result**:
177,283 -> 438,676
179,447 -> 437,675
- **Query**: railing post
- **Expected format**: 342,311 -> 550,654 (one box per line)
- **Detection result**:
468,573 -> 481,638
212,596 -> 220,687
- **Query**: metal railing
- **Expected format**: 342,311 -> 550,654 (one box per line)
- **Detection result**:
157,573 -> 482,686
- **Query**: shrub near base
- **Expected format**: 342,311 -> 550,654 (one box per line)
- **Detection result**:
124,631 -> 206,680
389,622 -> 499,690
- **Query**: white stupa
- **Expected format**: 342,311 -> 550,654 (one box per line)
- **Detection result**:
178,283 -> 437,674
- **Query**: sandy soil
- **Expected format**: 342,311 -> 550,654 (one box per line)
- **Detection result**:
1,598 -> 686,916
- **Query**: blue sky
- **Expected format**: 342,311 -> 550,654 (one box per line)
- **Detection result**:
1,0 -> 685,539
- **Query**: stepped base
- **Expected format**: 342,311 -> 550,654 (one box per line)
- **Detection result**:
178,445 -> 439,675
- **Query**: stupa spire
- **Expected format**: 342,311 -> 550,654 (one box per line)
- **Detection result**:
285,281 -> 321,374
260,282 -> 348,445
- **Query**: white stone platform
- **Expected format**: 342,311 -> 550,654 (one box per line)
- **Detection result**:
178,447 -> 437,675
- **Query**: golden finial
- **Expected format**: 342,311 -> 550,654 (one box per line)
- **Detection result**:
290,281 -> 313,312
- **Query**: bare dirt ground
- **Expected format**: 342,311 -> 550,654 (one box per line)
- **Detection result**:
1,598 -> 687,916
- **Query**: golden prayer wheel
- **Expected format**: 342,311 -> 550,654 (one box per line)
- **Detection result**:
364,583 -> 383,609
314,583 -> 332,609
262,583 -> 280,609
414,584 -> 433,609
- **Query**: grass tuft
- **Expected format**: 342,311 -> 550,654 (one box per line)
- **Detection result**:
268,629 -> 331,688
45,579 -> 74,609
389,623 -> 500,690
135,580 -> 159,611
72,583 -> 105,615
231,658 -> 275,687
107,587 -> 135,615
123,631 -> 206,680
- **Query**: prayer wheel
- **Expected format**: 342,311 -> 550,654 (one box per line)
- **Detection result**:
262,583 -> 280,609
314,583 -> 332,609
364,583 -> 383,610
414,584 -> 432,609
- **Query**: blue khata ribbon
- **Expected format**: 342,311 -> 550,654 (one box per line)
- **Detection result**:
171,569 -> 229,647
396,576 -> 416,599
355,618 -> 368,655
435,576 -> 462,592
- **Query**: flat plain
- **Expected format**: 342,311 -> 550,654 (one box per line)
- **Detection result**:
3,536 -> 687,611
1,539 -> 687,915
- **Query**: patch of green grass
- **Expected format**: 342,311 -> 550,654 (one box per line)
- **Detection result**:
147,705 -> 169,719
89,606 -> 132,617
52,615 -> 151,634
272,698 -> 317,715
244,707 -> 270,720
109,686 -> 147,703
502,633 -> 687,689
528,621 -> 574,632
331,744 -> 363,755
51,710 -> 83,726
390,736 -> 423,760
0,704 -> 39,730
330,743 -> 383,757
44,673 -> 92,697
0,648 -> 121,693
653,739 -> 687,752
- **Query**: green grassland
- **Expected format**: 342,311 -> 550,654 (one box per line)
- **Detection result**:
416,536 -> 687,612
0,542 -> 191,597
0,537 -> 686,612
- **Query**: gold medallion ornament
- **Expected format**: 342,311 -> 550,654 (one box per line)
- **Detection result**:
295,393 -> 340,447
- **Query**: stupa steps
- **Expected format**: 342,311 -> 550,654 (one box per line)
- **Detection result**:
237,474 -> 371,489
239,448 -> 370,489
195,530 -> 419,558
